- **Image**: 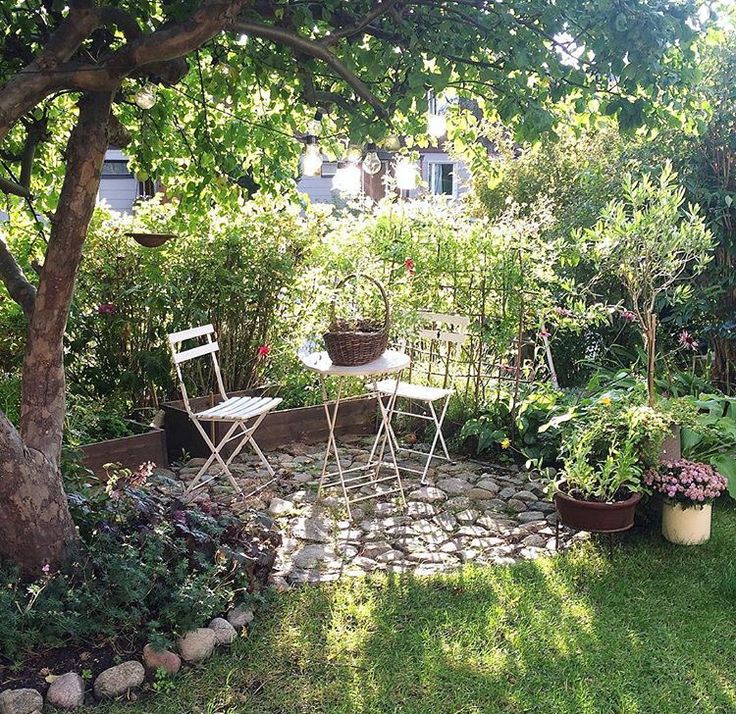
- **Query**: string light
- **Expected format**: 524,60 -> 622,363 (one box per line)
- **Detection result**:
301,136 -> 323,177
427,112 -> 447,138
134,83 -> 157,109
362,143 -> 381,175
332,161 -> 362,195
394,156 -> 419,191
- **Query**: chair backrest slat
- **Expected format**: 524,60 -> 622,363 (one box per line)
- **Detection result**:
420,311 -> 470,331
417,328 -> 466,344
408,311 -> 469,388
173,341 -> 219,365
168,323 -> 215,344
167,324 -> 227,414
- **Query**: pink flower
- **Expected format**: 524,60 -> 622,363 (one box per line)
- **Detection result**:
539,329 -> 551,339
404,257 -> 415,276
257,345 -> 270,359
555,307 -> 574,318
645,459 -> 726,505
97,302 -> 117,315
678,330 -> 699,352
41,563 -> 50,575
620,309 -> 637,322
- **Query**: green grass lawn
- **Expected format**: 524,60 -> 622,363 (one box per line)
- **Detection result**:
95,505 -> 736,714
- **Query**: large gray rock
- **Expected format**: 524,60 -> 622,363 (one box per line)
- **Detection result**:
268,497 -> 295,517
291,515 -> 331,542
406,501 -> 437,519
0,688 -> 43,714
407,486 -> 446,503
93,661 -> 145,699
292,543 -> 333,569
46,673 -> 85,710
209,617 -> 237,645
475,477 -> 500,495
466,487 -> 498,501
517,511 -> 546,524
436,477 -> 471,496
178,628 -> 217,663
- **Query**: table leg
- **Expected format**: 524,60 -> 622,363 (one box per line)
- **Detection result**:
371,374 -> 406,506
317,377 -> 352,518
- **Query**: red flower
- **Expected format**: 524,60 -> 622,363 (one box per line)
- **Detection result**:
257,345 -> 270,359
97,302 -> 117,315
404,257 -> 415,276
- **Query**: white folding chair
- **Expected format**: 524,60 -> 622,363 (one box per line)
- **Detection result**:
167,324 -> 282,496
372,312 -> 469,484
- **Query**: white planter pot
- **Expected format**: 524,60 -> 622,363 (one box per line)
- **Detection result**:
662,502 -> 712,545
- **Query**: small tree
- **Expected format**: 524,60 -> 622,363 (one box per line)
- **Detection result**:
587,162 -> 713,406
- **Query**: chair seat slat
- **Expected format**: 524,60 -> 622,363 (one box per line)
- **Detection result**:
374,379 -> 452,402
196,396 -> 282,420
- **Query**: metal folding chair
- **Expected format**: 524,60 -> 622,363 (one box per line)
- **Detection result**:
373,312 -> 469,484
167,324 -> 282,496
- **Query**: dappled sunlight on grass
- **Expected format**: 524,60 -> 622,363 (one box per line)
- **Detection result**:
94,503 -> 736,714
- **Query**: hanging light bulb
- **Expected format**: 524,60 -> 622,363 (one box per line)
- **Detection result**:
134,83 -> 157,110
427,112 -> 447,139
332,161 -> 362,195
345,145 -> 363,163
362,143 -> 381,176
382,134 -> 401,151
394,156 -> 419,191
301,136 -> 323,177
307,110 -> 324,137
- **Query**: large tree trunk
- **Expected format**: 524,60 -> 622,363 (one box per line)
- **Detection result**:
0,91 -> 112,576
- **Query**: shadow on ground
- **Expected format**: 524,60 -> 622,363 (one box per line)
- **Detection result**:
94,502 -> 736,714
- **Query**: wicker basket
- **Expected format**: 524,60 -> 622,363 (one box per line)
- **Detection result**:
323,274 -> 390,366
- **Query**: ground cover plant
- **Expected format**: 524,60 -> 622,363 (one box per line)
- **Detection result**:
0,464 -> 279,684
90,504 -> 736,714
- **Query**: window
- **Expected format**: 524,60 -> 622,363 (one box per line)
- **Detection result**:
136,178 -> 156,200
101,159 -> 132,178
428,162 -> 455,197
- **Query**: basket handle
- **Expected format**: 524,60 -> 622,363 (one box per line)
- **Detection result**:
329,273 -> 390,329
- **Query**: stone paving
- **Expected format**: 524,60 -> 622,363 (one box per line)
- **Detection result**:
160,435 -> 581,588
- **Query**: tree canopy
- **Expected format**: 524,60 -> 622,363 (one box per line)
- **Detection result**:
0,0 -> 709,217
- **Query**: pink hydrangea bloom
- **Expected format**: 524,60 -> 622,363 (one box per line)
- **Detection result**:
644,459 -> 727,504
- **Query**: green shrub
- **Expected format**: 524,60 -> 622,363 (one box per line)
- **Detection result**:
0,464 -> 278,662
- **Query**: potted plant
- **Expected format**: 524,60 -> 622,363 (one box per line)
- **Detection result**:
554,436 -> 644,532
552,398 -> 671,532
644,459 -> 727,545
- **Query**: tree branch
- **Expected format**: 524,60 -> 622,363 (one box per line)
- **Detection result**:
0,4 -> 101,142
233,20 -> 388,118
0,237 -> 36,318
0,174 -> 31,198
321,0 -> 400,47
0,1 -> 246,141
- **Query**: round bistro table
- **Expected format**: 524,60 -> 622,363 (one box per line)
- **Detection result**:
299,349 -> 410,519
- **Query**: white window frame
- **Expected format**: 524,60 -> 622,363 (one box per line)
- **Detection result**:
427,161 -> 457,198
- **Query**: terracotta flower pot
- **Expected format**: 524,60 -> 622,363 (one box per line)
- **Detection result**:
554,488 -> 642,533
662,502 -> 711,545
